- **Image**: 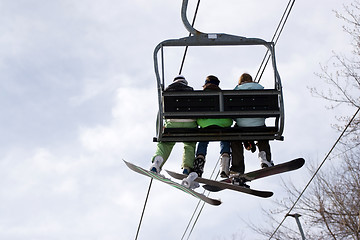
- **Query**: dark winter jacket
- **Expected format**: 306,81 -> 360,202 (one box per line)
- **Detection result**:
163,80 -> 196,125
165,82 -> 194,92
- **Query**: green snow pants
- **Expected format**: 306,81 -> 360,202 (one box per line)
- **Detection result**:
152,120 -> 197,169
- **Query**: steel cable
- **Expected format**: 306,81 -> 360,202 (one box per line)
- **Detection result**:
255,0 -> 295,83
179,0 -> 201,75
135,179 -> 153,240
268,107 -> 360,239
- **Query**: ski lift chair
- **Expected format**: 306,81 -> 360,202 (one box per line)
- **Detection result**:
153,0 -> 284,143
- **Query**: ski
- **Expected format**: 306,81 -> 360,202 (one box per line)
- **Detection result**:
123,160 -> 221,206
203,158 -> 305,192
166,170 -> 273,198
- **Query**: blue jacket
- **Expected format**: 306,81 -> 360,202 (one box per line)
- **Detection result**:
234,82 -> 266,127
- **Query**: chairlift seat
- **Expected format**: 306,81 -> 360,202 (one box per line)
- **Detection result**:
154,89 -> 284,142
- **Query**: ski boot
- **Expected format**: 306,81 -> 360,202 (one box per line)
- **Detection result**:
182,167 -> 191,175
259,151 -> 274,169
150,156 -> 163,174
193,155 -> 205,178
181,172 -> 200,189
220,153 -> 230,178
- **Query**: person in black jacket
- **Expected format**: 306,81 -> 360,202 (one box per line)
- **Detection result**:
150,75 -> 198,175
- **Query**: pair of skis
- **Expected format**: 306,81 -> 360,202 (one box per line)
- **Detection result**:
124,158 -> 305,206
124,160 -> 221,205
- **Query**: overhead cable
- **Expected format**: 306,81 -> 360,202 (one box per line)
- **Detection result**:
181,156 -> 221,240
135,179 -> 153,240
179,0 -> 201,74
255,0 -> 295,83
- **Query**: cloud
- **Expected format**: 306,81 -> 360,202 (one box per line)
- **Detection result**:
79,86 -> 157,158
0,0 -> 356,239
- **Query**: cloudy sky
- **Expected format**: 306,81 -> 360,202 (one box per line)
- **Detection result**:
0,0 -> 356,239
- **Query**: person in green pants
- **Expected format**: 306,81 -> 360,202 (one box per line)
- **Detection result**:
150,75 -> 197,175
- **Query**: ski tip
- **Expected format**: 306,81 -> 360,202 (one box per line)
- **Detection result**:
122,159 -> 131,166
203,185 -> 222,192
295,158 -> 305,167
213,200 -> 222,206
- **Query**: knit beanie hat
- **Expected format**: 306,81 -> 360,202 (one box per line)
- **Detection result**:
204,75 -> 220,86
173,75 -> 188,85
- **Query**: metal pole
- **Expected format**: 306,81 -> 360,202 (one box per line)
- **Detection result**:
358,211 -> 360,232
286,213 -> 306,240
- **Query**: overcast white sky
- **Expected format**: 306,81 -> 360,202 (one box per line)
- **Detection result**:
0,0 -> 356,239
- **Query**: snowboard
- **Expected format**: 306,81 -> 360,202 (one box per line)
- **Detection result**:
123,160 -> 221,206
166,170 -> 273,198
203,158 -> 305,192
